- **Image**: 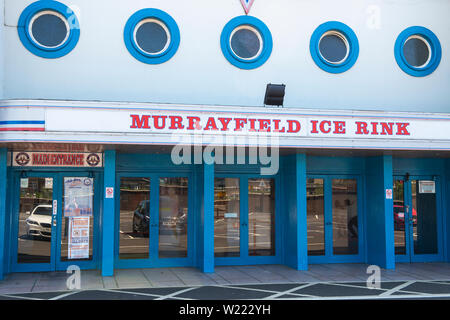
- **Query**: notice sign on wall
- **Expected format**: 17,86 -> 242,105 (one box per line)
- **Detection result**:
68,217 -> 90,260
64,177 -> 94,217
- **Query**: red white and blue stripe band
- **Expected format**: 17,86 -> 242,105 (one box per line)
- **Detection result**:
0,121 -> 45,132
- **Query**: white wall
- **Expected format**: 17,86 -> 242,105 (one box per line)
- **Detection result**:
3,0 -> 450,113
0,0 -> 4,99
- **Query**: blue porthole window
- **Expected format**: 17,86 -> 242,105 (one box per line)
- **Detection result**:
310,21 -> 359,74
221,16 -> 273,70
17,1 -> 80,59
124,9 -> 180,64
394,26 -> 441,77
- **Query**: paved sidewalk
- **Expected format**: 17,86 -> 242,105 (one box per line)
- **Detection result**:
0,263 -> 449,298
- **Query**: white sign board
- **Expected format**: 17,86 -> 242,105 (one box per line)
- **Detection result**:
419,181 -> 436,194
68,217 -> 90,260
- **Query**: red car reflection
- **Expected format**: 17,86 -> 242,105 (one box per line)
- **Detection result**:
394,204 -> 417,230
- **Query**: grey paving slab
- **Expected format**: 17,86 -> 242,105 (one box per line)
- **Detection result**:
0,286 -> 35,294
214,267 -> 259,280
141,268 -> 180,282
149,280 -> 186,287
102,276 -> 118,289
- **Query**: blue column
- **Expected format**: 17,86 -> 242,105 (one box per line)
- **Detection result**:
0,148 -> 7,280
198,161 -> 214,273
365,155 -> 395,269
102,150 -> 116,277
283,153 -> 308,270
446,159 -> 450,263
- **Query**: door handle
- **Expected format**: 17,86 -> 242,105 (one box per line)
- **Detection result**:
241,223 -> 248,227
52,200 -> 57,227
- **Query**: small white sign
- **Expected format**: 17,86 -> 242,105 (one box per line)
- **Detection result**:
45,178 -> 53,189
386,189 -> 393,200
105,187 -> 114,199
20,178 -> 29,188
419,181 -> 435,194
224,212 -> 238,219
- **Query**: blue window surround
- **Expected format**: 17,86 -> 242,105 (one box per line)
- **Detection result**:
220,15 -> 273,70
394,26 -> 442,77
124,9 -> 180,65
310,21 -> 359,74
17,1 -> 80,59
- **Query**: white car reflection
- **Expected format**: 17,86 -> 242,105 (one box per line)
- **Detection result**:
26,205 -> 53,238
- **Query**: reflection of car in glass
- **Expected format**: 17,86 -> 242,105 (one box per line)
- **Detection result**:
26,205 -> 53,238
394,202 -> 417,230
132,200 -> 150,236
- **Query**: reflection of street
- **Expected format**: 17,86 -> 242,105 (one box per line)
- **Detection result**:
119,210 -> 188,259
214,211 -> 274,256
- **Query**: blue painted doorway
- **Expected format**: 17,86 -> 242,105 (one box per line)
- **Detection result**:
394,176 -> 444,263
11,171 -> 100,273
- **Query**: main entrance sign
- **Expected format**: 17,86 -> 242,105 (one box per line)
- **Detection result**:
12,152 -> 103,167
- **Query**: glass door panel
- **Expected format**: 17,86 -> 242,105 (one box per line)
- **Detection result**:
214,178 -> 240,257
307,178 -> 325,256
412,180 -> 438,255
158,177 -> 188,258
394,179 -> 407,255
17,177 -> 54,264
119,177 -> 150,260
332,179 -> 358,255
248,178 -> 275,257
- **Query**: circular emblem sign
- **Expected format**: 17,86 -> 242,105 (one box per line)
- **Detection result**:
86,153 -> 100,167
15,152 -> 30,166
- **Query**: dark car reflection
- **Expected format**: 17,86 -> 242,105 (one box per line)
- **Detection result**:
132,200 -> 187,236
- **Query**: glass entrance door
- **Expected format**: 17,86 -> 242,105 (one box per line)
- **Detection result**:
117,174 -> 192,267
307,176 -> 363,263
14,172 -> 98,272
394,176 -> 442,262
214,176 -> 279,265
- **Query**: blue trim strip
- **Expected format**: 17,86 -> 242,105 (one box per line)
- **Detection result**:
0,149 -> 7,280
0,121 -> 45,125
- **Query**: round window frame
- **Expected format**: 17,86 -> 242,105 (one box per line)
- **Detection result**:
310,21 -> 359,74
124,9 -> 180,65
229,25 -> 264,61
394,26 -> 441,77
18,1 -> 80,59
221,16 -> 273,70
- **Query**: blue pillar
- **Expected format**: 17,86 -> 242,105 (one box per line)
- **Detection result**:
196,161 -> 215,273
0,148 -> 7,280
446,159 -> 450,263
102,150 -> 116,277
283,153 -> 308,270
365,155 -> 395,269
